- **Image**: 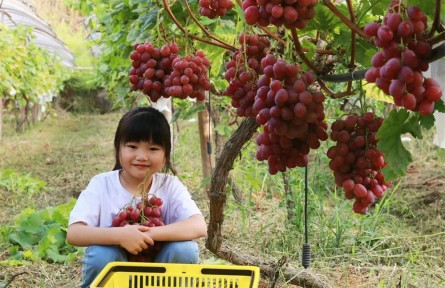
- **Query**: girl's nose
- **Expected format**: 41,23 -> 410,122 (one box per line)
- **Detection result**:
136,150 -> 149,160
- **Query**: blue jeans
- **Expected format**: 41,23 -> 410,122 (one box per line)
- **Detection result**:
80,241 -> 199,288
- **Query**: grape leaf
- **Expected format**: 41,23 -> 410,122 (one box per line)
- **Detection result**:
435,99 -> 445,113
418,99 -> 445,129
18,211 -> 44,234
214,124 -> 232,137
364,82 -> 394,103
9,230 -> 39,249
376,109 -> 422,181
45,247 -> 69,263
419,113 -> 435,130
309,5 -> 342,33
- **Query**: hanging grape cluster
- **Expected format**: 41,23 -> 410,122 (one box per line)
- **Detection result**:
224,33 -> 271,117
241,0 -> 317,29
164,51 -> 211,101
253,54 -> 328,175
364,3 -> 442,115
111,195 -> 164,262
129,42 -> 211,102
327,113 -> 390,214
198,0 -> 234,19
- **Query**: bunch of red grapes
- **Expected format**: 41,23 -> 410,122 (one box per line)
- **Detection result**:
111,195 -> 164,262
253,54 -> 328,174
198,0 -> 233,19
129,42 -> 212,102
364,4 -> 442,115
327,113 -> 391,214
224,33 -> 271,117
129,42 -> 179,102
164,51 -> 211,101
241,0 -> 317,29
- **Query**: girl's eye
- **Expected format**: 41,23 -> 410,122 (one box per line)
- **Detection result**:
127,144 -> 137,149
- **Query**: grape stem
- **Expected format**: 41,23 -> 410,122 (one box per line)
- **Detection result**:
161,0 -> 235,51
322,0 -> 370,40
182,0 -> 236,50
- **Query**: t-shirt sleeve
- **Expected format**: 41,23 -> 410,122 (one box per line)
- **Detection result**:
68,176 -> 102,227
165,176 -> 203,224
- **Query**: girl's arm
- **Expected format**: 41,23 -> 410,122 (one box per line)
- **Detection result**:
145,214 -> 207,241
67,222 -> 154,255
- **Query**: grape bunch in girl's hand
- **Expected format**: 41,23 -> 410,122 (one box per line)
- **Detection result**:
112,195 -> 165,262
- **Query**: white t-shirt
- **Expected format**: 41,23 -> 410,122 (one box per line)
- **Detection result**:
69,170 -> 202,228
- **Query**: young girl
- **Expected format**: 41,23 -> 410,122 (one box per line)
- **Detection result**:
67,106 -> 207,288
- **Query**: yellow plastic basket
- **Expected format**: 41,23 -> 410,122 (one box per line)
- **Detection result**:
91,262 -> 260,288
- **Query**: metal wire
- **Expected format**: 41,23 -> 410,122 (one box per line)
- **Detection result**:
302,165 -> 311,269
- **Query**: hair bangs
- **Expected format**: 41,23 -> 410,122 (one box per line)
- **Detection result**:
120,112 -> 165,146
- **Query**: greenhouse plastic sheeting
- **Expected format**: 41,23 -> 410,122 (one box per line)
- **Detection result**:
0,0 -> 75,67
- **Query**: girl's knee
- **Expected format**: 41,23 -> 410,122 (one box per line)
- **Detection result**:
86,245 -> 126,266
155,241 -> 199,263
81,245 -> 127,287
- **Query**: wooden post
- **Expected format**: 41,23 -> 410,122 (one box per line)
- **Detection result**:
197,94 -> 213,197
431,59 -> 445,148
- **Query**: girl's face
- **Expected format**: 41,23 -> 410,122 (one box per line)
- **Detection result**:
119,141 -> 166,182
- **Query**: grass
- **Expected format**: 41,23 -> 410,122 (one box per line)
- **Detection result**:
0,111 -> 445,287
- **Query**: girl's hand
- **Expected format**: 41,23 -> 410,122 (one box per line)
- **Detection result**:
118,225 -> 154,255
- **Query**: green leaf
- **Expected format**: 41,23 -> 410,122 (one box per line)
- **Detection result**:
22,250 -> 38,261
0,258 -> 31,266
435,99 -> 445,113
136,7 -> 159,32
17,210 -> 44,234
214,124 -> 231,137
309,5 -> 342,33
376,109 -> 422,181
419,114 -> 435,130
9,231 -> 39,249
45,247 -> 68,263
364,83 -> 393,103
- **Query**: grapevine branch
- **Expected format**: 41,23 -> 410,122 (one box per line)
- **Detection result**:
429,31 -> 445,45
322,0 -> 370,40
257,25 -> 287,46
316,78 -> 355,99
290,27 -> 321,73
206,117 -> 258,251
2,271 -> 28,288
428,0 -> 442,37
258,25 -> 337,55
318,42 -> 445,83
213,245 -> 332,288
183,0 -> 236,50
162,0 -> 235,51
342,0 -> 357,96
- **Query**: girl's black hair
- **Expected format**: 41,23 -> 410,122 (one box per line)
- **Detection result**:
112,106 -> 176,174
